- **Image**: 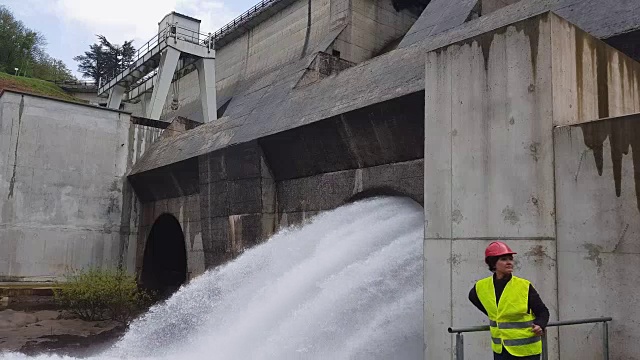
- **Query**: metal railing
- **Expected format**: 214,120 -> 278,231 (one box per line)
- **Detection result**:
100,23 -> 214,88
211,0 -> 281,40
448,317 -> 612,360
54,80 -> 96,87
99,0 -> 283,90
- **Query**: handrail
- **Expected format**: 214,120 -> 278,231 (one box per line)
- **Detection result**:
99,0 -> 283,90
99,23 -> 214,89
448,317 -> 612,360
211,0 -> 280,40
448,317 -> 613,333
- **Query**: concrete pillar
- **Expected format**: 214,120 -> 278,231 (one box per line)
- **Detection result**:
147,47 -> 181,120
196,57 -> 217,123
424,14 -> 558,359
140,92 -> 153,118
107,85 -> 125,110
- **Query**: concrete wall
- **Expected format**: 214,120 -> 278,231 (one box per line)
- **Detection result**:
0,91 -> 161,281
554,115 -> 640,359
551,19 -> 640,127
481,0 -> 522,16
197,142 -> 277,269
424,13 -> 640,359
333,0 -> 418,62
424,14 -> 558,360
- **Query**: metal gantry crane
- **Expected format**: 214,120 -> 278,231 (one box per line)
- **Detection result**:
98,12 -> 217,122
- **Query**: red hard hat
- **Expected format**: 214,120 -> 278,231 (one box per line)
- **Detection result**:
485,241 -> 517,258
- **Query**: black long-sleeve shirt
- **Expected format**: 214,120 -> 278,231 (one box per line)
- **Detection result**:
468,274 -> 550,329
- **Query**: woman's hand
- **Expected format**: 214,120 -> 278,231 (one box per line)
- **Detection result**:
532,324 -> 544,336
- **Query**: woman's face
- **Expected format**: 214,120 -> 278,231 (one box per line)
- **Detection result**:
495,255 -> 514,275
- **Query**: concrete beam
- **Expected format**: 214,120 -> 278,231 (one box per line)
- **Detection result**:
147,47 -> 181,120
196,57 -> 217,123
140,92 -> 153,118
107,85 -> 125,109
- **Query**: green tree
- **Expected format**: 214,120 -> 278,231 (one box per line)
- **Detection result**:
0,6 -> 42,75
74,35 -> 135,84
31,50 -> 74,82
74,42 -> 108,84
0,6 -> 74,81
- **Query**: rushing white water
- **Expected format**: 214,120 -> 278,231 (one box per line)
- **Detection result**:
2,197 -> 424,360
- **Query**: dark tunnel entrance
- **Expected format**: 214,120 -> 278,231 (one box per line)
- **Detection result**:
141,213 -> 187,298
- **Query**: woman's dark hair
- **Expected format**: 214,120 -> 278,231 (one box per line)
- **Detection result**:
486,254 -> 514,271
486,256 -> 499,272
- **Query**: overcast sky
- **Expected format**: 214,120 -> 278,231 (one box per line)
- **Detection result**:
0,0 -> 257,78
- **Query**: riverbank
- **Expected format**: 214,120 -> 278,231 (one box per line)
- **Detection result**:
0,309 -> 125,357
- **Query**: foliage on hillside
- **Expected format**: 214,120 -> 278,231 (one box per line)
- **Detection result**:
0,72 -> 81,102
0,6 -> 74,82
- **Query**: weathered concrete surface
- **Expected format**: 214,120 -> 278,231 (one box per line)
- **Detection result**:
424,14 -> 558,359
277,159 -> 423,227
551,20 -> 640,126
130,90 -> 424,275
401,0 -> 640,48
554,114 -> 640,359
197,142 -> 276,268
258,92 -> 424,180
333,0 -> 418,63
424,12 -> 640,360
0,90 -> 160,281
481,0 -> 523,16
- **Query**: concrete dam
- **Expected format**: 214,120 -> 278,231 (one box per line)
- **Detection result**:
1,0 -> 640,358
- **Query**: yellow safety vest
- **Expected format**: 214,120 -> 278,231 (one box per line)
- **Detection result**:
475,275 -> 542,356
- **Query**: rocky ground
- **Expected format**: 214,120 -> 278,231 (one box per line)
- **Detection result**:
0,309 -> 126,357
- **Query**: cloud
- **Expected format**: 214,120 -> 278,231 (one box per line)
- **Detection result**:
52,0 -> 237,46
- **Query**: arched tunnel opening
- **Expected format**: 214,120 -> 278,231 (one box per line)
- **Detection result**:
345,187 -> 422,206
141,213 -> 188,299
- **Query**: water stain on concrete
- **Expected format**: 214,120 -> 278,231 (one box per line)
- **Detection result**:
525,245 -> 553,263
451,209 -> 463,224
530,196 -> 541,214
447,253 -> 460,267
502,206 -> 520,225
529,142 -> 541,162
580,115 -> 640,214
526,246 -> 542,257
583,243 -> 603,269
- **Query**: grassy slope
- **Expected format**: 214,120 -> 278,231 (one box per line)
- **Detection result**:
0,72 -> 81,103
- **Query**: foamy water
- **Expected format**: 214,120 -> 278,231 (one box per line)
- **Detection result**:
2,197 -> 424,360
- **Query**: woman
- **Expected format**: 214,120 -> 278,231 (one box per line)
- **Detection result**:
468,241 -> 550,360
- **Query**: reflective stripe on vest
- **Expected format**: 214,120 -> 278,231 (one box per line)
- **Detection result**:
489,320 -> 534,329
475,275 -> 542,357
